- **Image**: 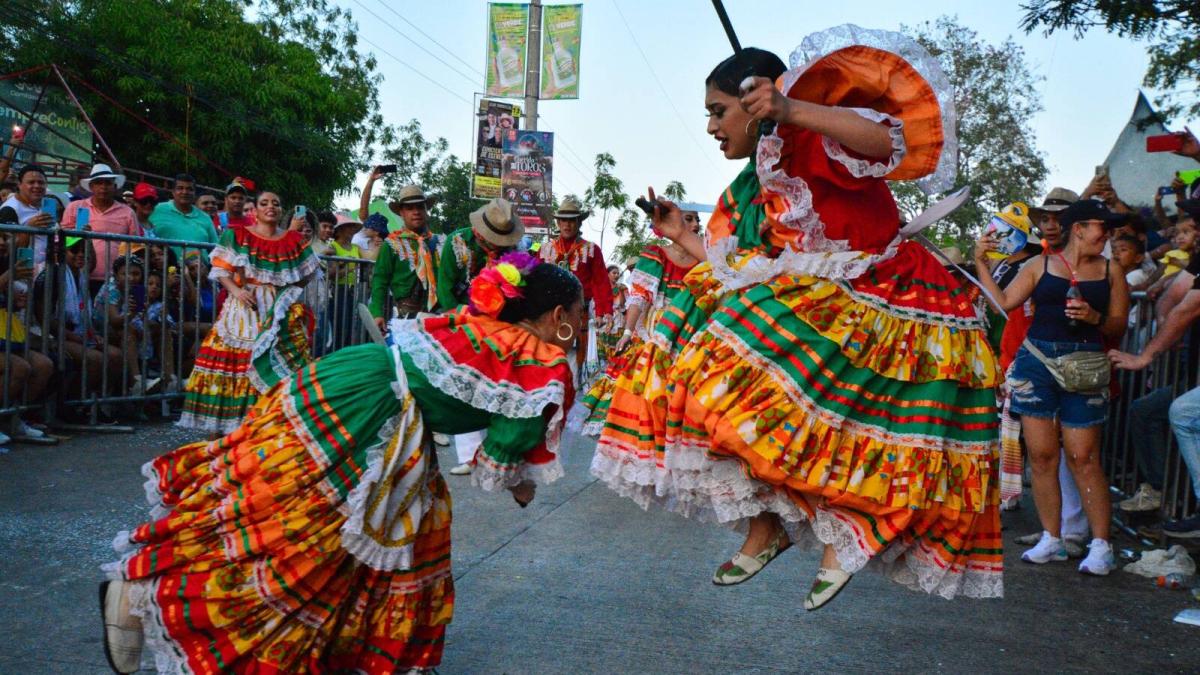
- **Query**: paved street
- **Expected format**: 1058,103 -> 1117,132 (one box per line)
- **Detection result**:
2,422 -> 1199,673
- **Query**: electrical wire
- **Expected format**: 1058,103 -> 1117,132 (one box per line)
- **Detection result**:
609,0 -> 719,171
355,34 -> 474,105
348,0 -> 485,89
367,0 -> 485,79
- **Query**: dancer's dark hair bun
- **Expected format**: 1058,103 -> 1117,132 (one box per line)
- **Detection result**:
706,48 -> 787,97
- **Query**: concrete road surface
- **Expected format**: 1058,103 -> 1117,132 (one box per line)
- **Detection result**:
2,423 -> 1198,673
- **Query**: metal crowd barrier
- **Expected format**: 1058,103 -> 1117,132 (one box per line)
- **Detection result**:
1105,292 -> 1198,542
0,224 -> 376,432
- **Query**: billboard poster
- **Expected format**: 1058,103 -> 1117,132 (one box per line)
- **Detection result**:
485,3 -> 530,98
0,80 -> 92,169
539,4 -> 582,100
472,99 -> 521,199
501,130 -> 553,234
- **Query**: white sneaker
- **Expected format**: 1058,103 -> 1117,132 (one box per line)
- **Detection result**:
13,419 -> 44,439
1079,539 -> 1116,576
131,375 -> 146,396
449,463 -> 473,476
1021,532 -> 1068,564
432,433 -> 451,447
1118,483 -> 1163,512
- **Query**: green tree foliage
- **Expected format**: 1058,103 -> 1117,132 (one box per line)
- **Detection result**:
584,152 -> 628,248
612,180 -> 682,263
892,17 -> 1049,249
0,0 -> 387,206
374,119 -> 477,234
1020,1 -> 1200,121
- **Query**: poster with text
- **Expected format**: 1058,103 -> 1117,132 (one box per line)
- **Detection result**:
501,130 -> 553,234
0,80 -> 92,170
539,4 -> 582,99
485,3 -> 530,98
472,99 -> 521,199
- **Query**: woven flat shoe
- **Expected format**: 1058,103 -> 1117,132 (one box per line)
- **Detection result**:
99,580 -> 143,674
712,530 -> 791,586
804,567 -> 853,611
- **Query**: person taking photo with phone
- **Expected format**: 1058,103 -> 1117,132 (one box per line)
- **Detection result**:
61,164 -> 139,296
1,164 -> 55,271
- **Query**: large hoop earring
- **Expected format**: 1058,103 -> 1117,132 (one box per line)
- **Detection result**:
745,119 -> 757,137
556,323 -> 575,343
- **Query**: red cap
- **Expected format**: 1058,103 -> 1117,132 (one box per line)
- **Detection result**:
132,182 -> 158,202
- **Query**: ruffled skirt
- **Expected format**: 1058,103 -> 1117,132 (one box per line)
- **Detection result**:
106,344 -> 453,673
592,243 -> 1004,599
179,285 -> 312,433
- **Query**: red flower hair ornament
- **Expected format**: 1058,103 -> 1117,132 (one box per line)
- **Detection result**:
468,251 -> 539,318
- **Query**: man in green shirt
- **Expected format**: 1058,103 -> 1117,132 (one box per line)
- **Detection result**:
368,184 -> 443,328
437,198 -> 524,309
149,173 -> 219,260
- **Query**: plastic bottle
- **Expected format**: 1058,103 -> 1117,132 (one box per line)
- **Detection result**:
1156,573 -> 1192,589
1065,282 -> 1082,329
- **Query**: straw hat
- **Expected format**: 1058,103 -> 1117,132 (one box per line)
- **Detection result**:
469,198 -> 524,247
553,195 -> 590,220
395,185 -> 429,206
332,211 -> 363,236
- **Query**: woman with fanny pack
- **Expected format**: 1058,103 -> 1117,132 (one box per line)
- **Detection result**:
974,198 -> 1130,576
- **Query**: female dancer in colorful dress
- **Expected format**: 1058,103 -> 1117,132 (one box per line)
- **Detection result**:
100,254 -> 582,674
177,191 -> 320,433
591,25 -> 1002,608
573,218 -> 700,436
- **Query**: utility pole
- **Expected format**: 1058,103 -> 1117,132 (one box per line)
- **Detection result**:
524,0 -> 542,131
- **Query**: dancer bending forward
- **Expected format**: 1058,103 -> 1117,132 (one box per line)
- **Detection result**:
591,26 -> 1002,609
100,254 -> 581,673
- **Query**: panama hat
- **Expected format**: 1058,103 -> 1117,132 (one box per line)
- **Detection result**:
332,211 -> 363,236
1030,187 -> 1080,215
80,163 -> 126,190
395,185 -> 430,206
470,198 -> 524,248
553,195 -> 590,220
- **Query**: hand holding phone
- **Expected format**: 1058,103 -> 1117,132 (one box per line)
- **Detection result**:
376,164 -> 398,174
41,196 -> 58,220
294,205 -> 307,218
76,206 -> 91,230
11,125 -> 24,143
1147,133 -> 1185,153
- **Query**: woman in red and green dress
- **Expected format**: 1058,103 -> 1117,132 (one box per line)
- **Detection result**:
100,255 -> 583,674
591,26 -> 1002,608
178,191 -> 320,433
573,234 -> 699,437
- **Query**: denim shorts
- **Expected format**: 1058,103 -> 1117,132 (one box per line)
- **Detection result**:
1008,338 -> 1109,429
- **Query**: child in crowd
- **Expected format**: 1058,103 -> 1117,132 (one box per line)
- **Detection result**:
93,255 -> 158,395
1160,217 -> 1197,278
1112,235 -> 1149,286
131,270 -> 180,393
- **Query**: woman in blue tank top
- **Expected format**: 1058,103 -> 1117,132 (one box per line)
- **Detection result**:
975,199 -> 1130,577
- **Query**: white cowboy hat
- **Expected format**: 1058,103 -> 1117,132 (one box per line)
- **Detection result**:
80,163 -> 126,190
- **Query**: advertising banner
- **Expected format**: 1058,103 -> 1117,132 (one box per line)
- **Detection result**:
0,80 -> 92,168
472,99 -> 521,199
485,3 -> 530,98
501,130 -> 553,234
539,4 -> 582,100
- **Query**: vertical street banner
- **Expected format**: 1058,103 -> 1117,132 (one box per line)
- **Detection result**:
539,4 -> 582,100
502,130 -> 554,234
485,3 -> 530,98
0,81 -> 93,168
472,99 -> 520,199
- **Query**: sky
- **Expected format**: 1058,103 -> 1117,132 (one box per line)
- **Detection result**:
334,0 -> 1195,249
